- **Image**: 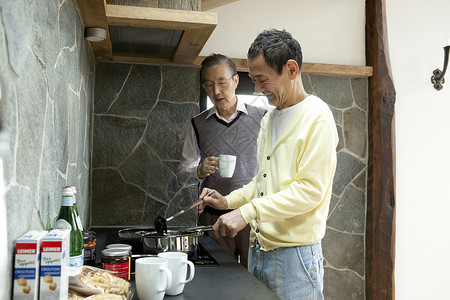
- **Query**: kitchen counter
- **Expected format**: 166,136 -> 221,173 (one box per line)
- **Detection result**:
92,227 -> 278,300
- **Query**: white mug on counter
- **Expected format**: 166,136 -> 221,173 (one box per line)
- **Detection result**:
218,154 -> 237,178
158,252 -> 195,295
135,257 -> 172,300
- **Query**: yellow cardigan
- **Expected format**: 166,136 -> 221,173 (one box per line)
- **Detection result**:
226,95 -> 338,251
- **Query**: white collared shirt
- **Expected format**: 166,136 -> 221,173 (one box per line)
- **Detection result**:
176,98 -> 248,184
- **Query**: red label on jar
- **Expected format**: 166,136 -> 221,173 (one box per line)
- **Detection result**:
101,262 -> 129,281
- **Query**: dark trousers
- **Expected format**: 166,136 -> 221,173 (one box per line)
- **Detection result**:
199,211 -> 250,268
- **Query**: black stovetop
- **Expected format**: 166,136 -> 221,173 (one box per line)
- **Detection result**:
92,227 -> 219,268
189,243 -> 219,266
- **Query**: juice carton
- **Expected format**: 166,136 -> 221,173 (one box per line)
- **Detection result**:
39,229 -> 70,300
13,230 -> 48,300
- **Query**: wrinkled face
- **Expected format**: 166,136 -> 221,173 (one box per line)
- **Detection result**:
248,54 -> 292,109
202,63 -> 239,113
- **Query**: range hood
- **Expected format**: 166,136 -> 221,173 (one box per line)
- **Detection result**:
76,0 -> 219,65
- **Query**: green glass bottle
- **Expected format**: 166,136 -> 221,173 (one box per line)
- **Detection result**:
54,186 -> 84,266
68,186 -> 83,231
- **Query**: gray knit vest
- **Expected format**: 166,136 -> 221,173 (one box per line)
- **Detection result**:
192,104 -> 267,215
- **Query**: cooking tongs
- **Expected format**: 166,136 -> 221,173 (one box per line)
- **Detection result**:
165,199 -> 204,222
155,191 -> 215,235
180,225 -> 214,234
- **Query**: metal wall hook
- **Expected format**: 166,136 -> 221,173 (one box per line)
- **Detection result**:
431,45 -> 450,91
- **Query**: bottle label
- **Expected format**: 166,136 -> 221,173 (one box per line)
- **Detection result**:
61,195 -> 73,206
54,219 -> 72,230
69,254 -> 83,267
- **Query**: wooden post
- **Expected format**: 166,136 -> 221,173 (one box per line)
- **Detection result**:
365,0 -> 396,299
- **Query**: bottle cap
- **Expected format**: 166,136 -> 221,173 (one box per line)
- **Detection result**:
63,185 -> 77,194
62,186 -> 74,196
70,186 -> 77,194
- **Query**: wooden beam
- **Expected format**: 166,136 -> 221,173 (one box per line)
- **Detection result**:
365,0 -> 396,299
173,28 -> 216,63
194,56 -> 373,77
201,0 -> 239,11
106,4 -> 217,63
106,5 -> 217,29
302,63 -> 373,77
76,0 -> 113,60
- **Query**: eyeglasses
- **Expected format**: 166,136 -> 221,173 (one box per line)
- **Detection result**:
202,75 -> 236,91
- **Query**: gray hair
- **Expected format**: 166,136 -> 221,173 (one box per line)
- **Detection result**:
200,54 -> 237,80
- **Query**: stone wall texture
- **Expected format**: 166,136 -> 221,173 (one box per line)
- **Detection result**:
312,75 -> 368,299
91,62 -> 200,227
0,0 -> 94,297
92,62 -> 368,299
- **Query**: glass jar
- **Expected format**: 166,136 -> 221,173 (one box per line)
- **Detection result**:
106,244 -> 132,280
83,231 -> 97,266
101,249 -> 130,281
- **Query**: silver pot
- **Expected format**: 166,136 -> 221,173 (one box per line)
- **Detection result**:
142,226 -> 213,256
142,230 -> 200,256
118,226 -> 212,257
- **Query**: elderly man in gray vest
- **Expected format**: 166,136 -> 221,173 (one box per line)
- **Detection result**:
177,54 -> 266,268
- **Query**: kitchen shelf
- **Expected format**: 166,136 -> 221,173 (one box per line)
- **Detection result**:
76,0 -> 217,64
195,57 -> 373,78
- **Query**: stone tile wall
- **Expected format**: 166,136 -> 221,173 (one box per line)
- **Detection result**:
307,75 -> 368,299
0,0 -> 94,297
91,62 -> 200,227
92,63 -> 368,299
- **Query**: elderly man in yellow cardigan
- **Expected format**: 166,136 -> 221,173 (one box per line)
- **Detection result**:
199,29 -> 338,300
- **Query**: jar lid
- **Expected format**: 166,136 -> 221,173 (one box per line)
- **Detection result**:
106,244 -> 132,251
101,248 -> 129,257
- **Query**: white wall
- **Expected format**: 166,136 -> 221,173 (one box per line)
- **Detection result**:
386,0 -> 450,299
200,0 -> 366,66
0,135 -> 8,300
201,0 -> 450,299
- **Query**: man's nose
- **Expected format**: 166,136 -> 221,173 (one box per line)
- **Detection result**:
254,82 -> 265,94
213,83 -> 221,94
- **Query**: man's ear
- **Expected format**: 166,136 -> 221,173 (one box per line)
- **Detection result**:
285,59 -> 299,79
234,73 -> 240,86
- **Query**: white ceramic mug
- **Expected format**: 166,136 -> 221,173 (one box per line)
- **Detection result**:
135,257 -> 172,300
218,154 -> 237,178
157,252 -> 195,296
